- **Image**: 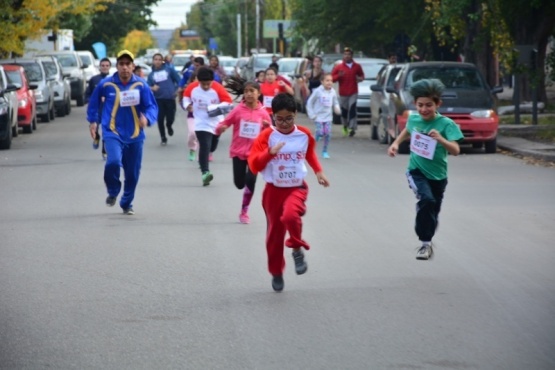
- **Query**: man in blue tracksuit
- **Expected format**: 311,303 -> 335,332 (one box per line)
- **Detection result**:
147,53 -> 181,145
87,50 -> 158,215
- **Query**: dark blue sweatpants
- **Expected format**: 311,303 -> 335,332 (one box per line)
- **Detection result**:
104,137 -> 144,209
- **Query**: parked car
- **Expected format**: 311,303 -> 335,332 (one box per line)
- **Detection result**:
0,58 -> 55,123
243,53 -> 276,81
77,50 -> 99,82
370,64 -> 404,143
218,56 -> 238,77
39,56 -> 72,117
320,53 -> 343,73
3,64 -> 37,133
387,62 -> 503,153
172,53 -> 192,74
0,65 -> 20,149
332,57 -> 388,123
291,58 -> 311,112
277,57 -> 304,84
38,51 -> 88,106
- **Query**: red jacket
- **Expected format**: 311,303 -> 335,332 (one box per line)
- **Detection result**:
331,61 -> 364,96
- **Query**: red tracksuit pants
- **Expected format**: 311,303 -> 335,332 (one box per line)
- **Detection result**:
262,182 -> 310,276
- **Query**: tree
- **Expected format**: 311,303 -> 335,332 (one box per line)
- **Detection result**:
0,0 -> 111,57
123,30 -> 156,56
74,0 -> 160,56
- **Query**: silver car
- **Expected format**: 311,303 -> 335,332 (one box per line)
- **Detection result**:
370,64 -> 404,143
0,65 -> 20,149
39,56 -> 72,117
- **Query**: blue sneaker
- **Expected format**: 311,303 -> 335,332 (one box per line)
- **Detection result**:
92,138 -> 100,150
322,151 -> 330,159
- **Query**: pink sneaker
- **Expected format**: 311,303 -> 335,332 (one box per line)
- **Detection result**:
239,210 -> 250,224
209,153 -> 214,162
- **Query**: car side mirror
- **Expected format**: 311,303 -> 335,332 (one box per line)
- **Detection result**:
47,76 -> 57,81
81,64 -> 89,69
63,73 -> 71,78
370,84 -> 381,92
385,86 -> 397,94
29,84 -> 39,90
5,84 -> 19,92
491,86 -> 503,94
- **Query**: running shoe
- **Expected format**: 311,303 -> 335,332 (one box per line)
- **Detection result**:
322,151 -> 330,159
161,137 -> 167,146
106,196 -> 116,207
202,171 -> 213,186
123,207 -> 135,215
239,209 -> 250,224
102,153 -> 107,161
349,130 -> 356,137
188,150 -> 196,161
416,243 -> 434,260
209,153 -> 214,162
342,127 -> 349,137
168,126 -> 174,136
272,275 -> 284,292
92,138 -> 100,150
292,250 -> 308,275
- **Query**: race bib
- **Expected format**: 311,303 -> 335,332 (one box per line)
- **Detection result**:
272,162 -> 304,187
153,70 -> 168,83
120,89 -> 140,107
320,96 -> 332,107
239,120 -> 261,139
410,131 -> 437,160
263,96 -> 274,108
197,99 -> 208,110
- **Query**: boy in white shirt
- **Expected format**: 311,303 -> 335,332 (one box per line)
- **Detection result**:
306,73 -> 341,158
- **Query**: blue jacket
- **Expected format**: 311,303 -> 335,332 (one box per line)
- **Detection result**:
146,64 -> 181,100
87,73 -> 158,143
178,65 -> 221,88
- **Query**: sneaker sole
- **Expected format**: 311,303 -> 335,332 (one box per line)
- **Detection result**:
202,173 -> 214,186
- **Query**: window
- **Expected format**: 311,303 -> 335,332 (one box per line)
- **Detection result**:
42,62 -> 58,79
21,63 -> 43,82
407,66 -> 485,89
57,55 -> 78,67
5,70 -> 23,86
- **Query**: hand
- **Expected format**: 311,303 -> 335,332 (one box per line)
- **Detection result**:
269,142 -> 286,155
278,80 -> 285,87
262,119 -> 270,128
89,123 -> 97,139
388,143 -> 398,157
151,85 -> 160,92
186,104 -> 193,112
218,125 -> 227,134
356,76 -> 363,83
427,129 -> 443,141
139,113 -> 148,128
316,172 -> 330,187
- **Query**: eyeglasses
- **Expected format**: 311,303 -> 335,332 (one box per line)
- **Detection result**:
274,115 -> 295,124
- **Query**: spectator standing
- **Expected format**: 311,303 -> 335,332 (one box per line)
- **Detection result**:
331,47 -> 364,137
147,53 -> 181,145
209,55 -> 227,82
87,50 -> 158,215
304,55 -> 323,94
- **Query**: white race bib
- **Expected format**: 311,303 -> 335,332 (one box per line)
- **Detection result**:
263,96 -> 274,108
320,96 -> 332,107
197,99 -> 208,110
272,161 -> 304,187
120,90 -> 140,107
410,131 -> 437,160
239,120 -> 261,139
153,70 -> 168,83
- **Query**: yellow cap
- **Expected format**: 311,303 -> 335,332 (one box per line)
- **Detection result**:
116,49 -> 134,61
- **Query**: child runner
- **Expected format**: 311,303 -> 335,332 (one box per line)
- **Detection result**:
260,67 -> 294,119
182,67 -> 232,186
248,93 -> 330,292
387,79 -> 463,260
216,81 -> 271,224
305,73 -> 341,159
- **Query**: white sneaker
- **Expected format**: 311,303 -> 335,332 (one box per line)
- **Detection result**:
416,244 -> 433,260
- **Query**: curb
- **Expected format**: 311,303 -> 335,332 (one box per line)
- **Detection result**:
497,136 -> 555,162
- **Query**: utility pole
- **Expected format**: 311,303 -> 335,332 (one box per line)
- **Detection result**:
255,0 -> 260,53
237,13 -> 241,58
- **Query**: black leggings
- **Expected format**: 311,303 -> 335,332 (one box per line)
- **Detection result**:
156,99 -> 176,139
232,157 -> 257,192
195,131 -> 220,173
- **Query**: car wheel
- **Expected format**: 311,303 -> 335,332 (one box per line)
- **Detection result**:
57,104 -> 66,117
66,97 -> 72,115
23,123 -> 32,134
484,138 -> 497,153
398,140 -> 410,154
472,142 -> 483,149
76,94 -> 85,107
12,123 -> 19,138
370,119 -> 378,140
32,114 -> 37,130
49,103 -> 55,120
377,116 -> 389,144
0,124 -> 12,149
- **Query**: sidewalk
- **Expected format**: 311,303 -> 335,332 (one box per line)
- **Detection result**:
497,126 -> 555,162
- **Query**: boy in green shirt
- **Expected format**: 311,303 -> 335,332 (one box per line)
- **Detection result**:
388,79 -> 464,260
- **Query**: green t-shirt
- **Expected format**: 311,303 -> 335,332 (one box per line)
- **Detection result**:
406,113 -> 463,180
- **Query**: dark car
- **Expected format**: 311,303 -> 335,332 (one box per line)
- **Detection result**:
387,62 -> 503,153
3,64 -> 37,133
0,65 -> 20,149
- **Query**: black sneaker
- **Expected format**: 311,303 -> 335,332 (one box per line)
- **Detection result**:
123,207 -> 135,215
272,275 -> 284,292
349,130 -> 356,137
106,196 -> 116,207
168,126 -> 174,136
416,244 -> 434,260
292,250 -> 308,275
161,137 -> 167,146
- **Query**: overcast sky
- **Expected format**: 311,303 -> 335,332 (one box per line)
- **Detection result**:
150,0 -> 199,29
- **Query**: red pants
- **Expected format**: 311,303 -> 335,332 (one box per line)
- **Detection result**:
262,182 -> 310,276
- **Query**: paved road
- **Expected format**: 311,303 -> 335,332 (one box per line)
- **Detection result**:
1,106 -> 554,369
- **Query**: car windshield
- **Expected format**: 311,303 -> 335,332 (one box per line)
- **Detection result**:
359,62 -> 387,80
278,60 -> 298,73
21,63 -> 43,82
220,59 -> 236,67
56,54 -> 78,67
79,54 -> 92,65
254,56 -> 272,69
42,61 -> 58,78
5,70 -> 22,86
407,66 -> 485,89
173,55 -> 189,67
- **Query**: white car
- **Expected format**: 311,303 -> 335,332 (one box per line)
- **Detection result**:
76,51 -> 99,82
218,56 -> 238,77
277,57 -> 304,84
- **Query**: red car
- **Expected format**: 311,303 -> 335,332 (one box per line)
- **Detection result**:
3,64 -> 37,133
